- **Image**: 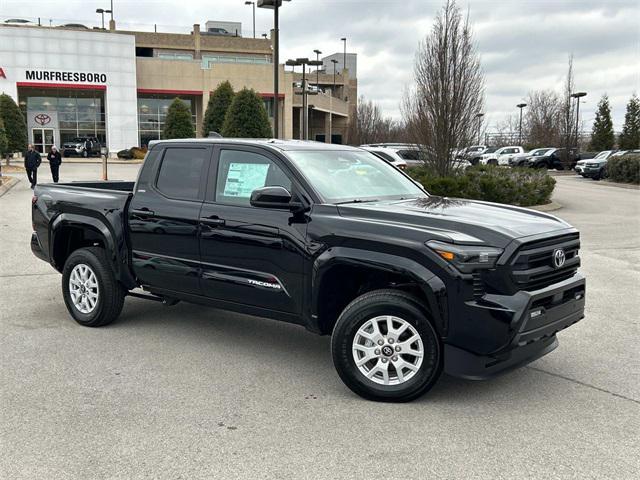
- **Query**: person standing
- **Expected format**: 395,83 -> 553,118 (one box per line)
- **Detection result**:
47,145 -> 62,183
24,144 -> 42,189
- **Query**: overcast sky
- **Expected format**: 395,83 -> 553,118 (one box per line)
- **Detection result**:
1,0 -> 638,130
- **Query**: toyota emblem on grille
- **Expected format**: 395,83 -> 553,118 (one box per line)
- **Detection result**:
553,248 -> 566,268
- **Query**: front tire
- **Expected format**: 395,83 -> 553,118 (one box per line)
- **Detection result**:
331,289 -> 442,402
62,247 -> 126,327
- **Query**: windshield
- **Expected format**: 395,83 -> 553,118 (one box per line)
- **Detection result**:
530,148 -> 552,156
286,150 -> 425,203
484,147 -> 498,153
594,151 -> 611,159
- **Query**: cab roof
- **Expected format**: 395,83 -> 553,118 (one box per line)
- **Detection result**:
148,138 -> 362,152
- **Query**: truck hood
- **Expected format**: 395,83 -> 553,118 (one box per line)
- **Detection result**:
337,196 -> 571,248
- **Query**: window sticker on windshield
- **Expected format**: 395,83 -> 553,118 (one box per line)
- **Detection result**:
223,162 -> 270,198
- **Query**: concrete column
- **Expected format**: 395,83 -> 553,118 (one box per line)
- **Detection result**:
193,24 -> 201,60
108,19 -> 116,31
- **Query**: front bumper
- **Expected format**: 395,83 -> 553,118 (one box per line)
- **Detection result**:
581,167 -> 602,177
444,273 -> 585,380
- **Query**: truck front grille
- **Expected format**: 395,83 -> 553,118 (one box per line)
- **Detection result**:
509,233 -> 580,291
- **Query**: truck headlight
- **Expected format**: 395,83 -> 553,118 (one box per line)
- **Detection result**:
426,240 -> 503,273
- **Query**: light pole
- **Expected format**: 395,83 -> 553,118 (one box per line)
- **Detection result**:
475,112 -> 485,145
96,8 -> 111,29
245,1 -> 255,38
313,49 -> 322,86
517,103 -> 527,146
340,37 -> 347,73
331,59 -> 338,97
571,91 -> 587,149
258,1 -> 291,139
287,58 -> 322,140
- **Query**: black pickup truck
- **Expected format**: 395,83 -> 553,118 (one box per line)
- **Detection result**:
31,139 -> 585,402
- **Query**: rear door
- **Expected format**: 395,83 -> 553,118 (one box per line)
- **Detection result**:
198,145 -> 308,315
129,145 -> 212,294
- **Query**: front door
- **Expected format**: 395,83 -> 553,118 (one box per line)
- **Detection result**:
198,146 -> 308,315
32,128 -> 55,154
129,145 -> 212,295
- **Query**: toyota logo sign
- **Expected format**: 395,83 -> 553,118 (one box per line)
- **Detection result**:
553,248 -> 566,268
34,114 -> 51,126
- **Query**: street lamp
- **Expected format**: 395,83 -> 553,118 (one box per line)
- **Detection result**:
287,57 -> 322,140
475,112 -> 485,145
517,103 -> 527,146
96,8 -> 112,29
571,91 -> 587,149
258,0 -> 291,139
245,1 -> 255,38
340,37 -> 347,73
261,33 -> 268,39
313,49 -> 322,86
331,59 -> 338,97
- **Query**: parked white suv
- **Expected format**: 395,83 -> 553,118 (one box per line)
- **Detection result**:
479,146 -> 525,166
360,146 -> 408,169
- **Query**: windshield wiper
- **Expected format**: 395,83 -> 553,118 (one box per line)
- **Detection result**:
335,199 -> 380,205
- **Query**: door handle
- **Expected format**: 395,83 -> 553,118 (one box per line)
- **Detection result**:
199,216 -> 225,227
131,208 -> 155,217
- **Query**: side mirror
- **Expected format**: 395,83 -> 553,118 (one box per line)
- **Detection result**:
250,186 -> 302,211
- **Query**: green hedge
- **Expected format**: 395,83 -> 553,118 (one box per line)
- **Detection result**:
407,165 -> 556,207
607,155 -> 640,184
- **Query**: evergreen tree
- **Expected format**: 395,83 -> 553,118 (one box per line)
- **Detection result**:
0,93 -> 28,155
618,94 -> 640,149
0,117 -> 8,157
202,81 -> 235,136
162,98 -> 195,139
589,94 -> 615,151
221,88 -> 272,138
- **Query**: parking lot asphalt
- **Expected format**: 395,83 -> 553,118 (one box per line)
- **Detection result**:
1,164 -> 638,479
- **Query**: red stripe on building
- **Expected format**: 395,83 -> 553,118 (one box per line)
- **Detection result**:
137,88 -> 203,96
17,82 -> 107,90
260,93 -> 285,99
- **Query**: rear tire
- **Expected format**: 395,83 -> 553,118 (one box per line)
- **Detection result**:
62,247 -> 126,327
331,289 -> 442,402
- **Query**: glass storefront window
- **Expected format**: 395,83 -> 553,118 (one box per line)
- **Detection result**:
18,87 -> 106,149
137,95 -> 198,147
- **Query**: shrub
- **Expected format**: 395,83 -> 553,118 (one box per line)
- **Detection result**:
0,93 -> 27,155
222,88 -> 272,138
607,155 -> 640,184
407,165 -> 556,207
163,98 -> 195,139
202,81 -> 235,137
130,146 -> 147,159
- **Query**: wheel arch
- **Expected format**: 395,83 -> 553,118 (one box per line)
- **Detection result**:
50,214 -> 136,289
310,247 -> 447,337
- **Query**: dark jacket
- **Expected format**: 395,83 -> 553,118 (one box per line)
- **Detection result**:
47,150 -> 62,166
24,150 -> 42,169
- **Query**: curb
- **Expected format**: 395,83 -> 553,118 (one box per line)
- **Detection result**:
0,176 -> 19,198
599,180 -> 640,191
528,201 -> 562,212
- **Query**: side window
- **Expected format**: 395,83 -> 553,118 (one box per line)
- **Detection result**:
156,148 -> 207,201
215,149 -> 292,206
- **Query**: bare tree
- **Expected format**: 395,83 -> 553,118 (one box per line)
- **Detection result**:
348,96 -> 408,145
402,0 -> 485,176
525,89 -> 561,147
559,54 -> 577,153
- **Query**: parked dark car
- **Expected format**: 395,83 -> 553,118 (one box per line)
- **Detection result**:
31,139 -> 585,402
510,148 -> 555,167
527,148 -> 579,170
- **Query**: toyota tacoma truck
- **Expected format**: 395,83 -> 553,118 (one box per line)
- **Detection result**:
31,139 -> 585,402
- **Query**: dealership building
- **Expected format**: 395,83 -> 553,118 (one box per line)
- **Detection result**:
0,21 -> 357,154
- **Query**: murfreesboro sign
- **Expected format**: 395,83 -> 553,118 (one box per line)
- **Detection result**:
25,70 -> 107,83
